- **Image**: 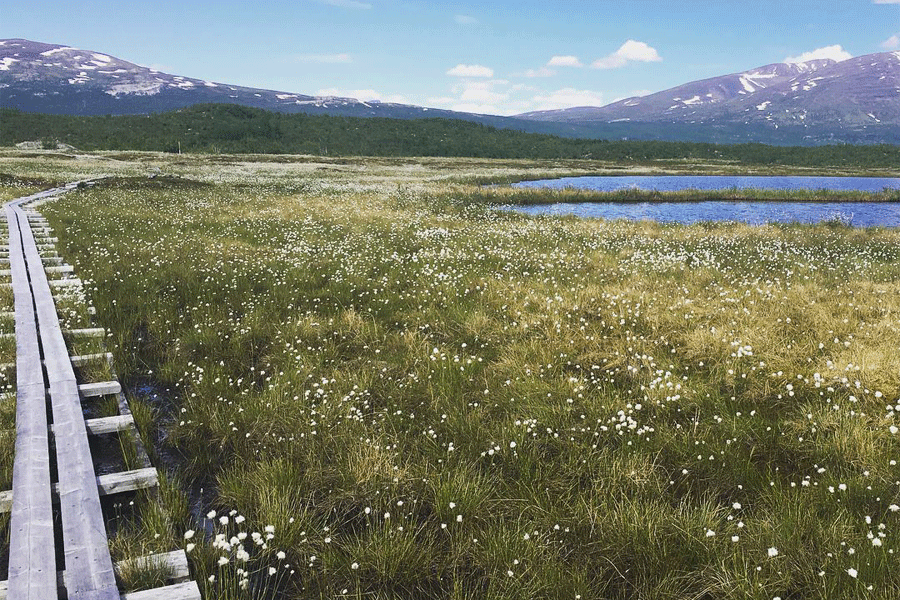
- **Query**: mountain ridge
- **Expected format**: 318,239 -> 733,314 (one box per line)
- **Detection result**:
2,38 -> 899,145
516,52 -> 900,135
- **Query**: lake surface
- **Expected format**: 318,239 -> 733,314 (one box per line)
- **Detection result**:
510,201 -> 900,227
509,176 -> 900,227
513,175 -> 900,193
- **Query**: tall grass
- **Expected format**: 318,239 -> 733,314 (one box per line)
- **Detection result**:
31,158 -> 900,599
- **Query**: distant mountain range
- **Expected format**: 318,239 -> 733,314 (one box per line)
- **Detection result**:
2,38 -> 899,145
519,53 -> 900,135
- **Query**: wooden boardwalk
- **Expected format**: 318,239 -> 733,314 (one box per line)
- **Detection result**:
1,184 -> 201,599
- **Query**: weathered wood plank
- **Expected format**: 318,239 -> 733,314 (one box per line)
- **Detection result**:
0,550 -> 193,599
20,203 -> 119,600
5,202 -> 58,600
91,467 -> 159,496
70,352 -> 115,367
64,327 -> 106,337
49,278 -> 82,287
0,467 -> 159,512
78,380 -> 123,398
45,264 -> 75,273
119,582 -> 202,600
52,414 -> 135,436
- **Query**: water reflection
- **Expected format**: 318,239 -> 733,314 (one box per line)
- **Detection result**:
509,176 -> 900,226
509,201 -> 900,227
513,175 -> 900,193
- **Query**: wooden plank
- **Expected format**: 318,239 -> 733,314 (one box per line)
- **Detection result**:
91,467 -> 158,496
5,202 -> 58,600
52,414 -> 135,436
70,352 -> 114,367
45,265 -> 75,273
78,381 -> 122,398
49,278 -> 82,287
119,581 -> 202,600
64,327 -> 106,337
19,204 -> 119,600
85,414 -> 135,436
0,467 -> 159,512
0,551 -> 193,600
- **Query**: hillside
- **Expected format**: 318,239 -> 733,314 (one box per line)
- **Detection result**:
2,104 -> 898,169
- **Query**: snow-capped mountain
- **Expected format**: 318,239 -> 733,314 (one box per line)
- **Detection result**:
517,53 -> 900,136
0,38 -> 436,117
2,38 -> 899,145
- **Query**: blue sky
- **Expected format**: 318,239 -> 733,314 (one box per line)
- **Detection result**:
2,0 -> 898,115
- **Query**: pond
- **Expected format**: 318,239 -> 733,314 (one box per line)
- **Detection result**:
512,175 -> 900,193
509,176 -> 900,227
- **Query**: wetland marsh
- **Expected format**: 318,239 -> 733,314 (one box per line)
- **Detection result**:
2,151 -> 900,599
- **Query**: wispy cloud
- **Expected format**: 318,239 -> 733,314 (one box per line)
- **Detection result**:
873,0 -> 900,4
454,15 -> 478,25
459,81 -> 508,104
295,53 -> 352,64
547,55 -> 582,67
784,44 -> 852,63
446,64 -> 494,77
881,34 -> 900,49
316,0 -> 372,9
531,88 -> 604,111
592,40 -> 661,69
524,67 -> 556,77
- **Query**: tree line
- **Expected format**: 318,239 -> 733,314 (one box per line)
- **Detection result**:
1,104 -> 897,168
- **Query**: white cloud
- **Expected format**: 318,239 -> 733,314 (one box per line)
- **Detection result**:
784,44 -> 852,63
455,15 -> 478,25
460,84 -> 508,105
446,64 -> 494,77
531,88 -> 605,111
316,88 -> 410,104
592,40 -> 661,69
295,53 -> 352,64
882,34 -> 900,49
547,55 -> 582,67
317,0 -> 372,8
873,0 -> 900,4
524,67 -> 556,77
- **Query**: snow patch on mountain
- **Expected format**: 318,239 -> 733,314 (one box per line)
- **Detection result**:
40,46 -> 75,57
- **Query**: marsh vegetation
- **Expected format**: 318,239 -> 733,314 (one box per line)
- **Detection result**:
2,151 -> 900,599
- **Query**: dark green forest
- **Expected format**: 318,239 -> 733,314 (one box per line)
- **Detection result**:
2,104 -> 898,168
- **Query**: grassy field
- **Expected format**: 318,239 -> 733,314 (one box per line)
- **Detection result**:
3,151 -> 900,599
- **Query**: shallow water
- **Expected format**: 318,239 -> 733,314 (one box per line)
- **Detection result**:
513,175 -> 900,193
509,201 -> 900,227
509,176 -> 900,226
